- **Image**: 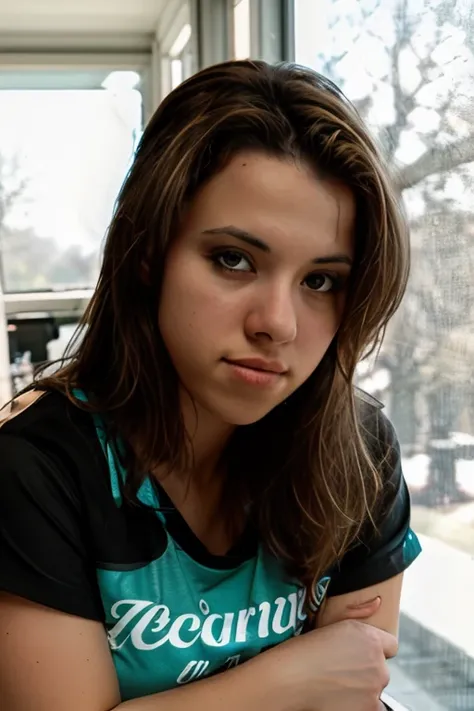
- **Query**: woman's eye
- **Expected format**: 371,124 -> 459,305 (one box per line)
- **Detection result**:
304,273 -> 335,292
215,250 -> 252,272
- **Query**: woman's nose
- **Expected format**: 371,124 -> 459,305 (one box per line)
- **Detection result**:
244,286 -> 298,345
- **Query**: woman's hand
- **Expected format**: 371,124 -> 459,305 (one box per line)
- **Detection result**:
264,618 -> 397,711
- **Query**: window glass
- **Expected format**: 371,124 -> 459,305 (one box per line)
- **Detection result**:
233,0 -> 251,59
0,69 -> 143,293
171,59 -> 184,90
295,1 -> 474,708
168,19 -> 194,92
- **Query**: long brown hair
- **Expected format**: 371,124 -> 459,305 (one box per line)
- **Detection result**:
38,60 -> 409,607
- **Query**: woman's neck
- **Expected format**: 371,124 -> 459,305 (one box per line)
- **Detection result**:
151,392 -> 238,554
179,388 -> 235,485
152,388 -> 234,495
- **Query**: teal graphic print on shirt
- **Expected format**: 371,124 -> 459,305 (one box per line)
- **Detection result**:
403,528 -> 422,565
98,543 -> 310,699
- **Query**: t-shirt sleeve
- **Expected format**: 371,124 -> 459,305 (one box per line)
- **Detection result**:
326,406 -> 422,597
0,432 -> 104,620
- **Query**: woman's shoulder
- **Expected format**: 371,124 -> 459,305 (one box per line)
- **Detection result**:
354,390 -> 405,528
0,389 -> 108,620
1,387 -> 92,437
326,389 -> 421,596
355,389 -> 399,462
0,388 -> 107,495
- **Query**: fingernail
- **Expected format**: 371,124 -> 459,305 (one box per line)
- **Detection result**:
347,596 -> 381,610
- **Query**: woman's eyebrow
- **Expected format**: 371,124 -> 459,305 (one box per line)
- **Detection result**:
203,226 -> 270,252
203,225 -> 353,266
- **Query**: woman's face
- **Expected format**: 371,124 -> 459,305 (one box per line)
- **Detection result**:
159,150 -> 355,426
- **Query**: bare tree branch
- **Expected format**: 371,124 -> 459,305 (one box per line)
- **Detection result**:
382,0 -> 419,160
396,134 -> 474,190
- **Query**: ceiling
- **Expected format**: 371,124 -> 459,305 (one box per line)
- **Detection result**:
0,0 -> 188,59
0,0 -> 168,34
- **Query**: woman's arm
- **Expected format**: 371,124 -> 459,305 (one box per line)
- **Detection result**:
1,591 -> 398,711
0,593 -> 296,711
317,573 -> 404,638
317,575 -> 405,711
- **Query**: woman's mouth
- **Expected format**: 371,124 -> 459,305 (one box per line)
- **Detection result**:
222,358 -> 287,387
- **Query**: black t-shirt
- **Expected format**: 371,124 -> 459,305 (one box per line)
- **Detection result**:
0,389 -> 421,700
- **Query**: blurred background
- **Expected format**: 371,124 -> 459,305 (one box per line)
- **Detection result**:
0,1 -> 473,708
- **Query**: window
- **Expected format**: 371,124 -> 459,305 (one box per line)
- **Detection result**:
0,68 -> 144,293
295,1 -> 474,708
233,0 -> 251,59
168,23 -> 194,91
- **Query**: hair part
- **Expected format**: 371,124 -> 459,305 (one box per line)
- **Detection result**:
38,60 -> 409,610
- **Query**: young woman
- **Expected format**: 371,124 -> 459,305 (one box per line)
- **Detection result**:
0,60 -> 421,711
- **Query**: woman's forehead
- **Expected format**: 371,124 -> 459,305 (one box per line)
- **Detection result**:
180,151 -> 356,259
